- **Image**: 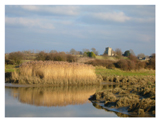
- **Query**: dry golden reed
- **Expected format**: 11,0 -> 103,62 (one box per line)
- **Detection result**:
11,61 -> 101,85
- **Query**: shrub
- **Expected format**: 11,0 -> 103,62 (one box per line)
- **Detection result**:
115,59 -> 128,70
136,61 -> 146,70
127,60 -> 136,71
8,51 -> 24,65
86,59 -> 115,68
35,51 -> 47,61
84,52 -> 96,58
5,59 -> 14,65
128,54 -> 138,63
146,54 -> 155,70
36,52 -> 77,62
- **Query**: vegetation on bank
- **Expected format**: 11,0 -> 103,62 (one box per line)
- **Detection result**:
86,54 -> 155,71
9,61 -> 102,85
89,77 -> 155,117
5,49 -> 155,85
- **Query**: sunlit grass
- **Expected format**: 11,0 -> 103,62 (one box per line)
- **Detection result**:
5,64 -> 16,73
95,66 -> 155,77
11,61 -> 100,85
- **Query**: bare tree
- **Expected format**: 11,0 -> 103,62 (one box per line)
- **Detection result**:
115,48 -> 122,56
137,53 -> 145,59
83,49 -> 90,53
91,48 -> 98,55
130,49 -> 135,56
70,48 -> 77,55
50,50 -> 57,53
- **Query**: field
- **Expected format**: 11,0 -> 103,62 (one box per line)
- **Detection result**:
95,66 -> 155,77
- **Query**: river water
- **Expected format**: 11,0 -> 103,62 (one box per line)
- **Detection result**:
5,83 -> 119,117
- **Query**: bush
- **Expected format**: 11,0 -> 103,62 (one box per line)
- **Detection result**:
8,51 -> 24,65
5,59 -> 14,65
36,51 -> 77,62
127,60 -> 136,71
128,54 -> 137,63
86,59 -> 115,69
136,61 -> 146,70
84,52 -> 96,58
146,54 -> 155,70
35,51 -> 47,61
115,59 -> 128,70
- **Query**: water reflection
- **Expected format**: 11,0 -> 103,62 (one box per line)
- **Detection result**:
6,85 -> 102,107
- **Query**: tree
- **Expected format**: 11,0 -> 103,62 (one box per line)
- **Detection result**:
91,48 -> 98,55
146,53 -> 155,69
137,53 -> 145,59
35,51 -> 47,61
129,49 -> 135,56
115,48 -> 122,56
50,50 -> 57,53
8,51 -> 24,65
84,52 -> 96,58
83,49 -> 90,54
123,50 -> 130,57
70,48 -> 77,55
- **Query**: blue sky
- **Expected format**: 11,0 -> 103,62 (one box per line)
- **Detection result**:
5,5 -> 155,56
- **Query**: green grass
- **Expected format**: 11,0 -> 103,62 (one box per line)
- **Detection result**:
95,66 -> 155,77
95,55 -> 129,61
5,64 -> 20,73
96,55 -> 117,60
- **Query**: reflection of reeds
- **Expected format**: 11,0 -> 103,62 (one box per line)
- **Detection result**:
9,85 -> 101,107
11,61 -> 101,85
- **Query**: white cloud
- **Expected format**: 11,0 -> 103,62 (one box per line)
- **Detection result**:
5,17 -> 55,29
92,12 -> 131,22
20,5 -> 79,16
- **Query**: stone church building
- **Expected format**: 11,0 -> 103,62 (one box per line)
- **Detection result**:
104,47 -> 116,56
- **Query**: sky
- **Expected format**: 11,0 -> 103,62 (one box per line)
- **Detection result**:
5,5 -> 155,56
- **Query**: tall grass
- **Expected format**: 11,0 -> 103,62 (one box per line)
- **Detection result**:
11,61 -> 101,85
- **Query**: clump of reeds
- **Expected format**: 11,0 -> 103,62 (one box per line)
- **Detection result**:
11,61 -> 101,85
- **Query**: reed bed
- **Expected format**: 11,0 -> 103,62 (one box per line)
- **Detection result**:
11,61 -> 101,85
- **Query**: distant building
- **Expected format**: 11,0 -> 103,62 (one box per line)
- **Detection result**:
142,56 -> 150,60
104,47 -> 116,56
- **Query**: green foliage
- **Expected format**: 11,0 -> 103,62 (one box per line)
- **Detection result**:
95,67 -> 155,77
84,52 -> 96,58
123,50 -> 130,57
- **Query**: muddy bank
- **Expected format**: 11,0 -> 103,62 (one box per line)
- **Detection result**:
101,75 -> 155,85
89,80 -> 155,117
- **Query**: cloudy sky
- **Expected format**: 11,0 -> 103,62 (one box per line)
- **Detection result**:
5,5 -> 155,56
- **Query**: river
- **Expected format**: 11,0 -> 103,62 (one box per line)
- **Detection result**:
5,83 -> 120,117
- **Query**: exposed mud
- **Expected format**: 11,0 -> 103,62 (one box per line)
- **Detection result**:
89,77 -> 155,117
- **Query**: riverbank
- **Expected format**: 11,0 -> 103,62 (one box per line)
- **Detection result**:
5,64 -> 155,117
89,75 -> 155,117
